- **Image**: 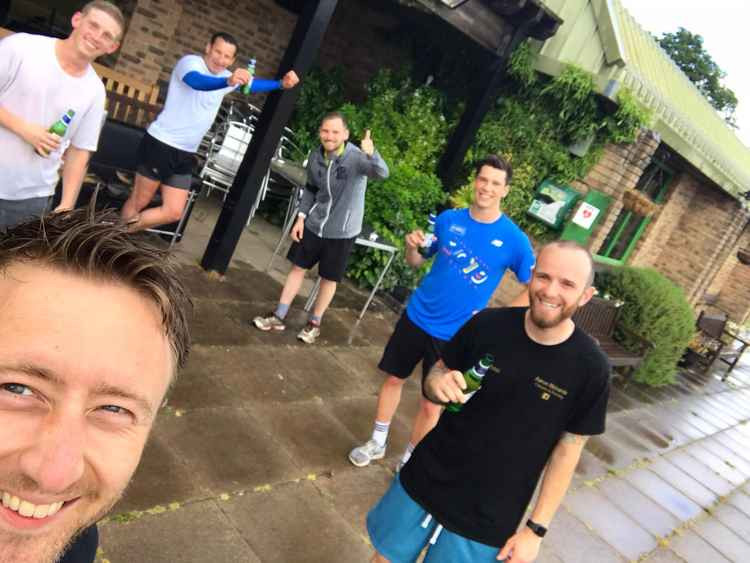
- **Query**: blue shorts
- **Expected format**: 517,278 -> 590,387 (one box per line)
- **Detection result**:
367,474 -> 501,563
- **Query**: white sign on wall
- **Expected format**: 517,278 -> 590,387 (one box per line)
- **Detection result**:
571,202 -> 600,230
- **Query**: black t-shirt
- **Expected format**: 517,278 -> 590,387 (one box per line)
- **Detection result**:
400,307 -> 610,547
59,525 -> 98,563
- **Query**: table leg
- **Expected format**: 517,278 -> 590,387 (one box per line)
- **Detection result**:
358,250 -> 396,321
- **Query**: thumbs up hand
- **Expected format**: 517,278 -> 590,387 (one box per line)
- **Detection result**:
361,129 -> 374,156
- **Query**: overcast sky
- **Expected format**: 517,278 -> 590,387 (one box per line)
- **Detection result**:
620,0 -> 750,146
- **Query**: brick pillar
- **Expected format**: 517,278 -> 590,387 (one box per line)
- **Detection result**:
114,0 -> 184,86
714,219 -> 750,322
629,172 -> 696,268
584,129 -> 661,255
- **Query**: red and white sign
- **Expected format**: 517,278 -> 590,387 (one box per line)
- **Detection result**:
572,202 -> 600,230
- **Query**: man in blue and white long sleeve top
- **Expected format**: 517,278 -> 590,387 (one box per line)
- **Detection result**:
121,31 -> 299,232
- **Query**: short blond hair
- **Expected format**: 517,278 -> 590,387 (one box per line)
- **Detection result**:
81,1 -> 126,39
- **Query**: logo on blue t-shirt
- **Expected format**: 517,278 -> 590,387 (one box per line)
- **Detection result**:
406,208 -> 535,341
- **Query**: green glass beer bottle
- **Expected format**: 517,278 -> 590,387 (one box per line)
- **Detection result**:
445,353 -> 494,413
49,109 -> 75,136
37,109 -> 75,156
418,212 -> 437,257
242,59 -> 257,95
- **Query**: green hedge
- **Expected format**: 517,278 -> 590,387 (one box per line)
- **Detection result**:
596,266 -> 695,386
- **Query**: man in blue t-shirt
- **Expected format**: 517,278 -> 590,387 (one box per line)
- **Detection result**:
349,154 -> 535,469
121,32 -> 299,232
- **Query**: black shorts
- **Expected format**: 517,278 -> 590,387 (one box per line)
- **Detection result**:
378,312 -> 448,380
135,133 -> 194,190
286,227 -> 356,282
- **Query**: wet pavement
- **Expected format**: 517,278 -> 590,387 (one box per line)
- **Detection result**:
96,199 -> 750,562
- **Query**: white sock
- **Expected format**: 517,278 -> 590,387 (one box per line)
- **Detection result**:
372,420 -> 390,448
400,443 -> 415,465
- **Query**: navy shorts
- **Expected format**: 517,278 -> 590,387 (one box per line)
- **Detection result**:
367,474 -> 501,563
136,133 -> 194,190
286,227 -> 356,282
378,312 -> 447,380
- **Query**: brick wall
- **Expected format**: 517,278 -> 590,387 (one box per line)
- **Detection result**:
629,172 -> 695,269
650,183 -> 740,304
710,217 -> 750,322
114,0 -> 184,86
112,0 -> 407,104
573,129 -> 660,255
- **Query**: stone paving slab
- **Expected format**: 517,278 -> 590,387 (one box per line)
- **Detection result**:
641,547 -> 691,562
251,400 -> 362,474
623,468 -> 703,522
698,436 -> 750,477
713,503 -> 750,540
219,480 -> 373,563
540,507 -> 627,563
563,486 -> 657,560
608,413 -> 687,453
114,420 -> 211,513
643,406 -> 710,442
665,451 -> 735,497
683,443 -> 748,486
667,528 -> 732,563
313,464 -> 393,538
99,499 -> 261,563
179,262 -> 288,304
689,517 -> 750,562
728,490 -> 750,517
646,457 -> 718,510
597,476 -> 681,539
154,407 -> 303,495
713,431 -> 750,465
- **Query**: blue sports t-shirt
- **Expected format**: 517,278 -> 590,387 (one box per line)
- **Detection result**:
406,208 -> 535,341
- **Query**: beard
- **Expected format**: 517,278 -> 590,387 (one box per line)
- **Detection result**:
528,297 -> 579,329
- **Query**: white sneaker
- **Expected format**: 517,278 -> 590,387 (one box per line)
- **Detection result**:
253,313 -> 286,332
348,439 -> 386,467
297,321 -> 320,344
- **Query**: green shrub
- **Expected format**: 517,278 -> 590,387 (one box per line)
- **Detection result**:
596,266 -> 695,386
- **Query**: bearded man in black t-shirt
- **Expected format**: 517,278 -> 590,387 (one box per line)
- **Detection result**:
367,241 -> 610,563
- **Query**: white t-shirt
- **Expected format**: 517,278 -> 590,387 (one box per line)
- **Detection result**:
147,54 -> 236,153
0,33 -> 106,200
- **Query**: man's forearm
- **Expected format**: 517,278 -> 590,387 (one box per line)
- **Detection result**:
0,106 -> 28,138
59,148 -> 90,209
405,246 -> 425,268
529,434 -> 586,526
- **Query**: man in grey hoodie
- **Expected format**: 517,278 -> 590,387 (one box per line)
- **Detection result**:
253,111 -> 389,343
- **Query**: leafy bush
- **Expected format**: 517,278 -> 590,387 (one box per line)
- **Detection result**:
596,266 -> 695,386
336,70 -> 451,290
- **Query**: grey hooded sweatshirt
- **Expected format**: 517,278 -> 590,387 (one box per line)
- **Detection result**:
298,142 -> 389,239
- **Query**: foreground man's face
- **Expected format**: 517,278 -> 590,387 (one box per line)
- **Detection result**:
0,263 -> 172,563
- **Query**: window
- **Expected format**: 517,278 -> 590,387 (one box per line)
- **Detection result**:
596,146 -> 674,264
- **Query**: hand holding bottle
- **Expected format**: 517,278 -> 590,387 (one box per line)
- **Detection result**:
228,67 -> 251,88
426,368 -> 468,405
405,229 -> 426,250
27,124 -> 61,157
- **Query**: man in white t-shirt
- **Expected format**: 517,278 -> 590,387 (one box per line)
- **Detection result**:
0,1 -> 123,229
121,32 -> 300,232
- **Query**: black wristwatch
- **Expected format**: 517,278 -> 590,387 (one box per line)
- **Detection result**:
526,519 -> 547,538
